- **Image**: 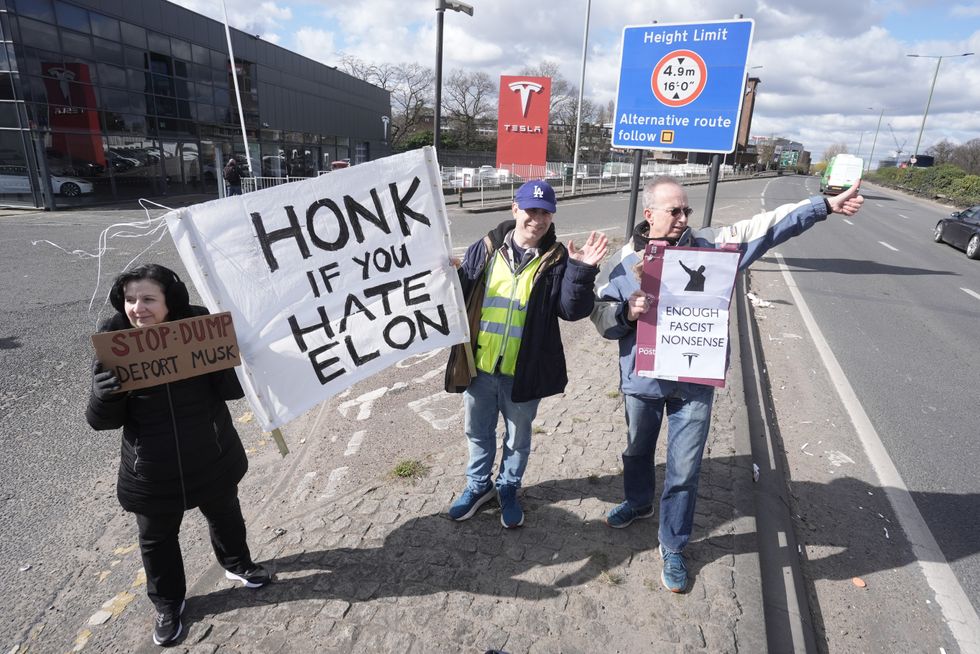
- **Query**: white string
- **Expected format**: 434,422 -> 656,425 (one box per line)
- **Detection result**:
35,197 -> 180,328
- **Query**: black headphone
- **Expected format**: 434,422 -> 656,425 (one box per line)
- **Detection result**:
108,264 -> 190,317
168,270 -> 190,310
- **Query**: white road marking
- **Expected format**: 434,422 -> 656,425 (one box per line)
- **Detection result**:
291,471 -> 317,502
878,241 -> 899,251
961,288 -> 980,302
411,367 -> 443,384
396,348 -> 445,368
321,466 -> 349,499
774,252 -> 980,651
825,450 -> 856,467
842,219 -> 854,226
337,386 -> 387,420
898,213 -> 909,220
407,391 -> 464,430
559,226 -> 619,239
344,430 -> 365,456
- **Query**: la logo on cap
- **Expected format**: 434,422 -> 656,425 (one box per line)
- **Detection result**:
533,185 -> 544,198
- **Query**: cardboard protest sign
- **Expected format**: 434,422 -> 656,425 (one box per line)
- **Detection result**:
164,147 -> 468,430
91,312 -> 240,392
635,243 -> 740,386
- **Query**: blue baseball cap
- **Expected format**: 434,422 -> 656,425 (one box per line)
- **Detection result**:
514,180 -> 557,214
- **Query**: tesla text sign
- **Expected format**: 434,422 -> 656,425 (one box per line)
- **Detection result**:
164,147 -> 469,430
635,243 -> 741,386
612,19 -> 754,153
496,75 -> 551,168
91,312 -> 240,392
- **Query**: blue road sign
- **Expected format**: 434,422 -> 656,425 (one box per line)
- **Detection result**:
612,19 -> 755,153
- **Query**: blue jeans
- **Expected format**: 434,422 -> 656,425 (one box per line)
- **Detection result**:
463,371 -> 541,491
622,385 -> 715,553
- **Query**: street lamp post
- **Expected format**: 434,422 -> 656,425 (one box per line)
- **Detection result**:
433,0 -> 474,154
570,0 -> 592,195
866,106 -> 883,172
907,51 -> 974,162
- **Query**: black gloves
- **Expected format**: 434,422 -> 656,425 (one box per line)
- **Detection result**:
92,364 -> 122,400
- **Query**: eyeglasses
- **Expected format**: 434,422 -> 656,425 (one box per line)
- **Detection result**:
653,206 -> 694,219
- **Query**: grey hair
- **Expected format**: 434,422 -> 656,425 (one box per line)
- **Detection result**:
642,175 -> 684,209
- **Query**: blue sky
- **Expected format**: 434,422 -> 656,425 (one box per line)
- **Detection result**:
171,0 -> 980,164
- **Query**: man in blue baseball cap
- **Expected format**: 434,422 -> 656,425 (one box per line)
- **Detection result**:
444,179 -> 608,528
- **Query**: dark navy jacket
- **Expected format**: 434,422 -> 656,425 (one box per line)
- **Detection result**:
444,220 -> 599,402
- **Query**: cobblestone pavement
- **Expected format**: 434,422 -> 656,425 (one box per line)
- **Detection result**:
109,318 -> 764,654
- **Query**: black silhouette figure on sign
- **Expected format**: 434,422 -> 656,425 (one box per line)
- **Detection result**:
679,260 -> 706,292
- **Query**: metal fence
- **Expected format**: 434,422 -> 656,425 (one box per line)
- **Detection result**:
234,161 -> 755,205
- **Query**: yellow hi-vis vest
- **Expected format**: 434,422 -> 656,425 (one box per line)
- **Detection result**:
474,249 -> 544,376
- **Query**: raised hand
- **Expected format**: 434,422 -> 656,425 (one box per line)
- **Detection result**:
568,230 -> 609,267
829,181 -> 864,216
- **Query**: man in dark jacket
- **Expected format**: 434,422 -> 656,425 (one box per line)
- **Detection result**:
444,180 -> 608,528
223,158 -> 242,196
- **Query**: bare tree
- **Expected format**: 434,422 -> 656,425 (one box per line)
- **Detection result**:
517,62 -> 603,160
520,62 -> 575,121
951,138 -> 980,175
927,139 -> 957,165
336,53 -> 434,149
337,53 -> 376,81
822,143 -> 849,162
442,69 -> 496,149
755,140 -> 777,170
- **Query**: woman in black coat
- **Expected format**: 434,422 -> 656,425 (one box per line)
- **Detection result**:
86,264 -> 270,647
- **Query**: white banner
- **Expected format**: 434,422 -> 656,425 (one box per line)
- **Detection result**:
165,147 -> 468,430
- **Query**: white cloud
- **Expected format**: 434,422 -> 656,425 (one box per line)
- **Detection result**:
168,0 -> 980,164
950,4 -> 980,18
293,28 -> 337,66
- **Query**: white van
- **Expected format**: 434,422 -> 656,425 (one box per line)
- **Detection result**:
820,154 -> 864,194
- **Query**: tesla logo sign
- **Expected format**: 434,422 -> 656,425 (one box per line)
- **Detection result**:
497,75 -> 550,169
508,80 -> 543,117
46,66 -> 76,105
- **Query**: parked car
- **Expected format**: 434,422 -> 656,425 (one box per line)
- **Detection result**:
0,166 -> 95,197
45,150 -> 105,177
933,205 -> 980,259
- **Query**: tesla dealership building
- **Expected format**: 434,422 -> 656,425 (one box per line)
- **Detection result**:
0,0 -> 391,209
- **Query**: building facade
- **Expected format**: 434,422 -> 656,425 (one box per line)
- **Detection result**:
0,0 -> 391,208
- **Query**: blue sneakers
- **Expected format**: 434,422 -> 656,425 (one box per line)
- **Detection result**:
497,485 -> 524,528
660,545 -> 688,593
604,501 -> 655,528
448,485 -> 496,521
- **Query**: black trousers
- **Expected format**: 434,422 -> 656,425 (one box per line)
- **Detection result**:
135,489 -> 253,610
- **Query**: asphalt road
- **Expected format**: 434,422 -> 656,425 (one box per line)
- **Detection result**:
760,175 -> 980,613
